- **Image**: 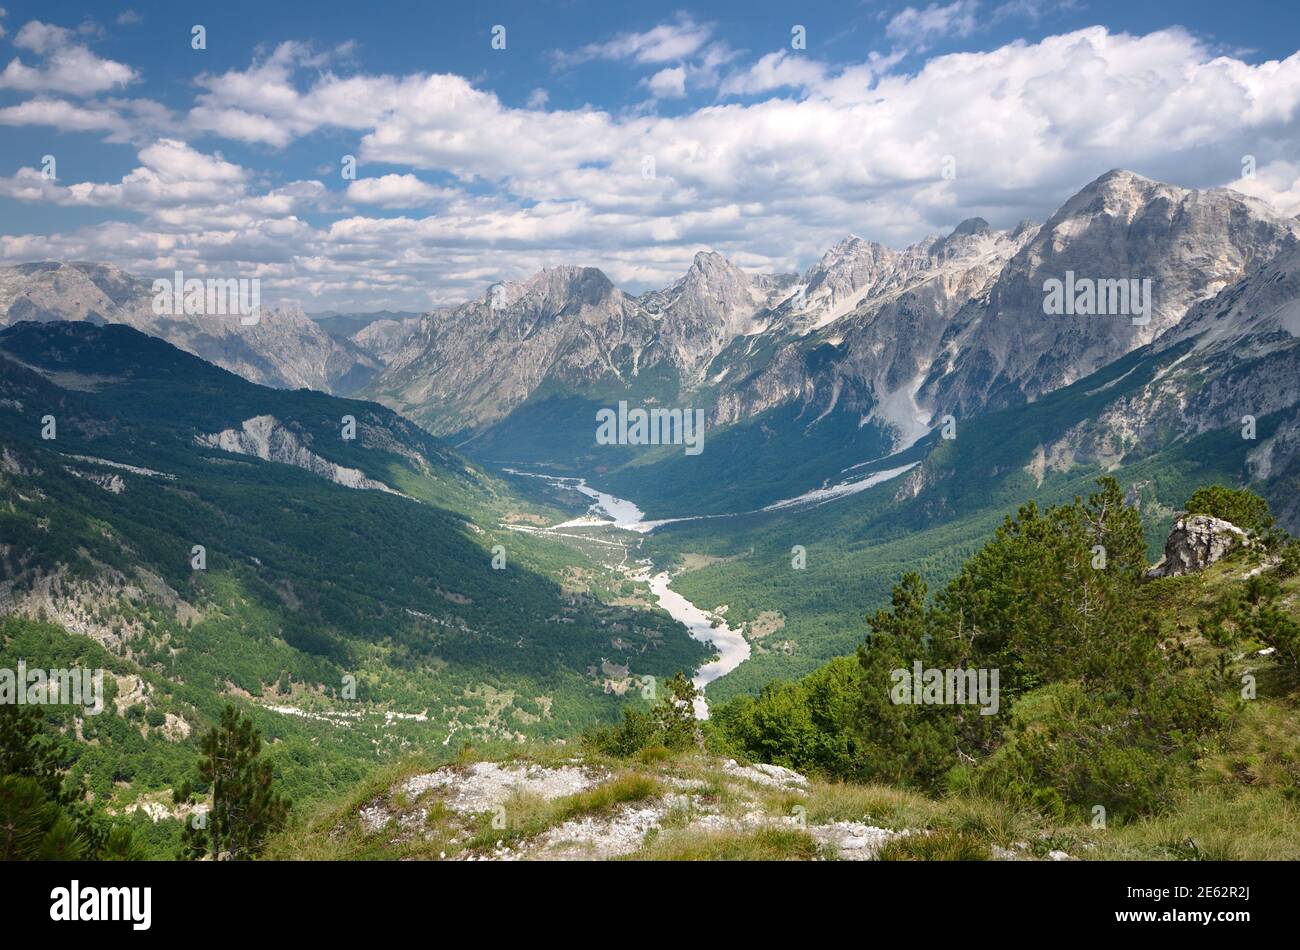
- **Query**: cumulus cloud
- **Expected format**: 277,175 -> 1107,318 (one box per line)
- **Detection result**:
1227,158 -> 1300,217
719,51 -> 827,96
13,20 -> 73,54
0,97 -> 129,136
645,66 -> 687,99
4,24 -> 1300,311
187,41 -> 406,146
346,173 -> 448,208
0,139 -> 246,210
0,93 -> 172,144
0,19 -> 137,95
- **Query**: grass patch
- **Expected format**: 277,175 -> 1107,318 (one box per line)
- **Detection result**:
635,826 -> 820,861
552,773 -> 661,822
1085,785 -> 1300,861
878,829 -> 991,861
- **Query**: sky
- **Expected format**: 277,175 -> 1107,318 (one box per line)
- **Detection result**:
1,0 -> 1300,312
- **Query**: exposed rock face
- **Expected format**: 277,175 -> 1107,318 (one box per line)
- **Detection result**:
643,251 -> 786,382
368,170 -> 1294,455
710,217 -> 1038,443
0,262 -> 380,394
196,415 -> 405,496
721,759 -> 808,789
351,756 -> 909,861
350,316 -> 422,364
771,235 -> 898,334
929,170 -> 1296,419
370,265 -> 667,432
1027,235 -> 1300,531
1146,514 -> 1250,578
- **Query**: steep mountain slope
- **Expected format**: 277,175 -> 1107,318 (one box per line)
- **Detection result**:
928,170 -> 1296,418
350,315 -> 424,364
367,255 -> 797,438
1034,234 -> 1300,526
641,237 -> 1300,699
0,321 -> 706,825
355,173 -> 1291,519
0,262 -> 382,394
639,251 -> 790,383
708,218 -> 1038,436
369,266 -> 671,435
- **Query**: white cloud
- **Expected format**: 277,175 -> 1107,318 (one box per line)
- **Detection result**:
13,20 -> 73,54
556,15 -> 714,67
526,88 -> 549,109
886,1 -> 980,48
346,173 -> 447,208
187,42 -> 406,146
1,20 -> 137,95
993,0 -> 1081,22
1227,159 -> 1300,217
0,97 -> 130,136
0,139 -> 248,213
645,66 -> 687,99
719,51 -> 828,97
138,139 -> 244,183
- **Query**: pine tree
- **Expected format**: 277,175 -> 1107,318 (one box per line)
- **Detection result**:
652,672 -> 701,750
174,704 -> 289,860
0,704 -> 144,860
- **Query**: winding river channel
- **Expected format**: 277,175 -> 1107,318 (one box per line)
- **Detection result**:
504,463 -> 917,717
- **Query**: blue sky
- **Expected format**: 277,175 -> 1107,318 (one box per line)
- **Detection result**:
2,0 -> 1300,310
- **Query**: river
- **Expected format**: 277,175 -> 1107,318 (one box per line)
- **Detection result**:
503,462 -> 917,716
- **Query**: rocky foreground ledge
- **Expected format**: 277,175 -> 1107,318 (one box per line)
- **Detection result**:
288,752 -> 1084,861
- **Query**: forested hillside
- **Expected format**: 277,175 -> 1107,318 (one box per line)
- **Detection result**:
0,322 -> 705,856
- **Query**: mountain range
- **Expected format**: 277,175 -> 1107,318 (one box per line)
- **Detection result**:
6,166 -> 1300,857
6,170 -> 1299,529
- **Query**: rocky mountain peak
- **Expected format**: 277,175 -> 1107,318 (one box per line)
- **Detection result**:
488,265 -> 620,315
949,217 -> 991,237
929,217 -> 1003,261
929,170 -> 1299,418
652,250 -> 763,375
1052,168 -> 1177,224
676,250 -> 749,296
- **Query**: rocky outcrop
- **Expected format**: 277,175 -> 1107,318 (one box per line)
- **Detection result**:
350,755 -> 905,861
1146,514 -> 1250,578
196,415 -> 405,496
